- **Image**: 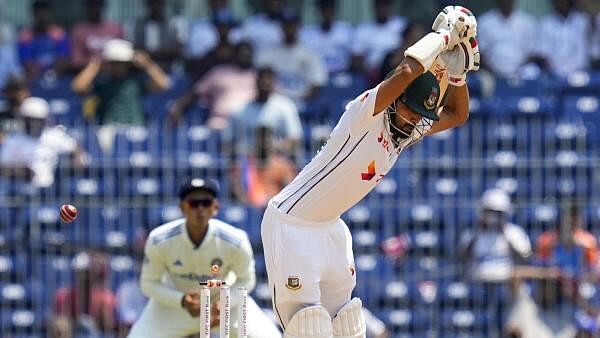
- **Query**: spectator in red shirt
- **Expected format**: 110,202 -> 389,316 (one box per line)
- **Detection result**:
70,0 -> 124,70
536,205 -> 599,278
17,0 -> 70,80
229,125 -> 297,207
52,251 -> 117,335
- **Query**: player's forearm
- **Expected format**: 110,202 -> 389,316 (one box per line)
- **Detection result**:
426,84 -> 469,135
140,278 -> 185,309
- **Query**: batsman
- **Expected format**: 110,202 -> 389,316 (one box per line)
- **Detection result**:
261,6 -> 480,338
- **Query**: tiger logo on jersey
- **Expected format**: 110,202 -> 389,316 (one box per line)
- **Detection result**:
285,276 -> 302,290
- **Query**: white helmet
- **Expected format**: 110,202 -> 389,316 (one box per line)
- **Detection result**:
479,188 -> 512,214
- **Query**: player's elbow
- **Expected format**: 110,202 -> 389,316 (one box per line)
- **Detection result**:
399,57 -> 424,78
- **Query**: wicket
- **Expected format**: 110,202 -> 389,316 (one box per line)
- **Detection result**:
199,280 -> 248,338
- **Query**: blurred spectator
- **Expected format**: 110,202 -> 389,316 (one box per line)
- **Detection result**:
116,275 -> 147,333
535,0 -> 591,77
256,9 -> 328,103
0,16 -> 15,46
505,267 -> 578,338
169,41 -> 256,130
0,20 -> 22,89
226,67 -> 302,159
185,8 -> 239,80
186,0 -> 238,59
115,245 -> 148,334
299,0 -> 352,74
71,39 -> 169,152
478,0 -> 537,78
379,22 -> 426,81
536,205 -> 599,278
70,0 -> 124,70
125,0 -> 187,71
352,0 -> 407,73
18,0 -> 70,80
0,76 -> 29,139
236,0 -> 284,53
229,125 -> 297,207
592,13 -> 600,68
51,251 -> 117,336
0,97 -> 87,187
49,315 -> 74,338
459,188 -> 532,282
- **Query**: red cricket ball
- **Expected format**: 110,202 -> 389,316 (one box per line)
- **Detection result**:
60,204 -> 77,223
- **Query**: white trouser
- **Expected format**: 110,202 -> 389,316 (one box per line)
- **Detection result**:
127,296 -> 281,338
261,201 -> 357,332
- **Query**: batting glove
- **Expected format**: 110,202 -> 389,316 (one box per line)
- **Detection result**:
439,37 -> 481,86
432,6 -> 478,51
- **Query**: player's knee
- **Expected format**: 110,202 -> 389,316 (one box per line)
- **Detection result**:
332,298 -> 366,338
283,305 -> 332,338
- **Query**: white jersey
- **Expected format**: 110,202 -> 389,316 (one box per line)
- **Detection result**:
140,218 -> 255,309
273,85 -> 420,221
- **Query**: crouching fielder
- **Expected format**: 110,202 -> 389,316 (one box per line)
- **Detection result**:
261,6 -> 480,338
128,178 -> 281,338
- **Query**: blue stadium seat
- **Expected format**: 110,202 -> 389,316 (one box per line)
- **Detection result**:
33,254 -> 73,308
30,74 -> 76,100
0,252 -> 28,282
0,207 -> 26,248
560,70 -> 600,95
381,308 -> 430,334
439,281 -> 486,308
73,207 -> 146,250
0,308 -> 42,335
491,95 -> 556,118
109,255 -> 138,289
319,72 -> 367,123
143,74 -> 193,121
0,282 -> 42,307
563,95 -> 600,147
146,204 -> 183,228
494,77 -> 548,97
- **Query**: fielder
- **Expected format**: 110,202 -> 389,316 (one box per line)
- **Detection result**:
261,6 -> 480,338
128,178 -> 281,338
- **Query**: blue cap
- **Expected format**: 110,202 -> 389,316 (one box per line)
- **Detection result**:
178,178 -> 220,199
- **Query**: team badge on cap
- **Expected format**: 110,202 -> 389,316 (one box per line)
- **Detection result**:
285,276 -> 302,290
424,87 -> 439,110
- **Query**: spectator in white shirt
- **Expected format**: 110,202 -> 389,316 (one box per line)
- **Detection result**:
186,0 -> 237,59
0,97 -> 88,187
478,0 -> 538,78
459,188 -> 532,282
126,0 -> 187,71
351,0 -> 407,73
300,0 -> 352,74
257,9 -> 328,104
535,0 -> 591,78
226,67 -> 302,160
236,0 -> 284,54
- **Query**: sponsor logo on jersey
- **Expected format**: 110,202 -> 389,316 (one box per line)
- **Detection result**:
377,131 -> 391,153
361,161 -> 376,181
424,87 -> 439,110
285,276 -> 302,290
